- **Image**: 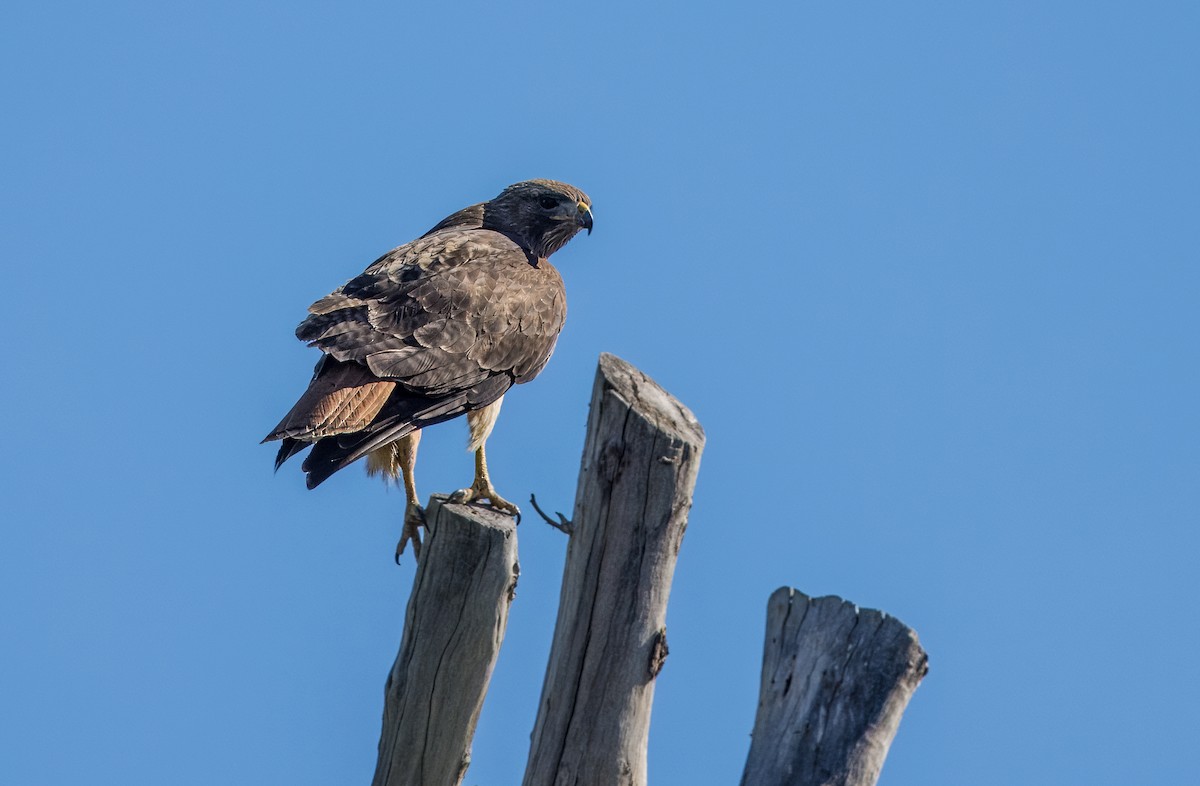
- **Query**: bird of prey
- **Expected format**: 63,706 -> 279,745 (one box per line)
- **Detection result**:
263,179 -> 592,559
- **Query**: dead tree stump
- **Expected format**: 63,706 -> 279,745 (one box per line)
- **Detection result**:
371,496 -> 519,786
523,353 -> 706,786
740,588 -> 929,786
362,355 -> 926,785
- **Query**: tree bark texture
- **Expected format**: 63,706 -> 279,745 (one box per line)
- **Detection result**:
372,496 -> 519,786
523,353 -> 706,786
740,588 -> 929,786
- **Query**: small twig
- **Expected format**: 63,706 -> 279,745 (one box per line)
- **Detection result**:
529,493 -> 573,535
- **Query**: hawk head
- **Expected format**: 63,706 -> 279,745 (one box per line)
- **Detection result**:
483,179 -> 593,259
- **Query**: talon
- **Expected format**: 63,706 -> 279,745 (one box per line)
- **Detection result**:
450,444 -> 519,519
449,480 -> 520,519
395,501 -> 427,564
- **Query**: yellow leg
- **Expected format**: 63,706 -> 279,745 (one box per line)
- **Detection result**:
391,431 -> 427,562
449,440 -> 520,518
397,432 -> 420,506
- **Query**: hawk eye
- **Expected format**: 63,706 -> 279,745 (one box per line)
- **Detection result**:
538,196 -> 559,210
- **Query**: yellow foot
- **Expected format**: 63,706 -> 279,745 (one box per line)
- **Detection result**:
449,480 -> 521,521
394,501 -> 427,564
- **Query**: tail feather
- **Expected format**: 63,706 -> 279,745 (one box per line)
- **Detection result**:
300,399 -> 449,489
273,438 -> 308,472
300,374 -> 512,488
267,354 -> 515,488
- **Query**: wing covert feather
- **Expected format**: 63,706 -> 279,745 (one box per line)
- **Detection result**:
295,227 -> 565,396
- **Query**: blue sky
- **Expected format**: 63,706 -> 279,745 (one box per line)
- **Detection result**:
3,2 -> 1197,783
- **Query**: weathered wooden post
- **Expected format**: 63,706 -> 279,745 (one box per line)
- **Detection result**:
365,354 -> 926,785
523,353 -> 706,786
371,497 -> 519,786
740,588 -> 929,786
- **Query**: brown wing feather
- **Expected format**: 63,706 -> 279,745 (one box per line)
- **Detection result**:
295,228 -> 565,396
262,357 -> 396,441
266,222 -> 567,487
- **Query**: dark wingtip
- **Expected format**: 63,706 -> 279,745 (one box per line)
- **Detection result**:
301,449 -> 335,489
273,438 -> 308,473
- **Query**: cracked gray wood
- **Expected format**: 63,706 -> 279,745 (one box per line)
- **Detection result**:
372,496 -> 519,786
523,353 -> 705,786
740,588 -> 929,786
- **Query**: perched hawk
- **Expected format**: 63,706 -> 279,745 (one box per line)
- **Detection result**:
263,179 -> 593,558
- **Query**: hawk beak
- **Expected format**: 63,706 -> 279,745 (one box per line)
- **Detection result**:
577,203 -> 593,235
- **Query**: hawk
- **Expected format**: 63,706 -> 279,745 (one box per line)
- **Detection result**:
263,179 -> 593,559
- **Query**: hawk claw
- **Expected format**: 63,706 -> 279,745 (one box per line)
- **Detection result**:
449,482 -> 521,520
395,501 -> 427,564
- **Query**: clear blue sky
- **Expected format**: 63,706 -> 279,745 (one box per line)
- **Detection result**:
3,2 -> 1197,784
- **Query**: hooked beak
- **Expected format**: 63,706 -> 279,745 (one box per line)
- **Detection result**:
577,203 -> 593,235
